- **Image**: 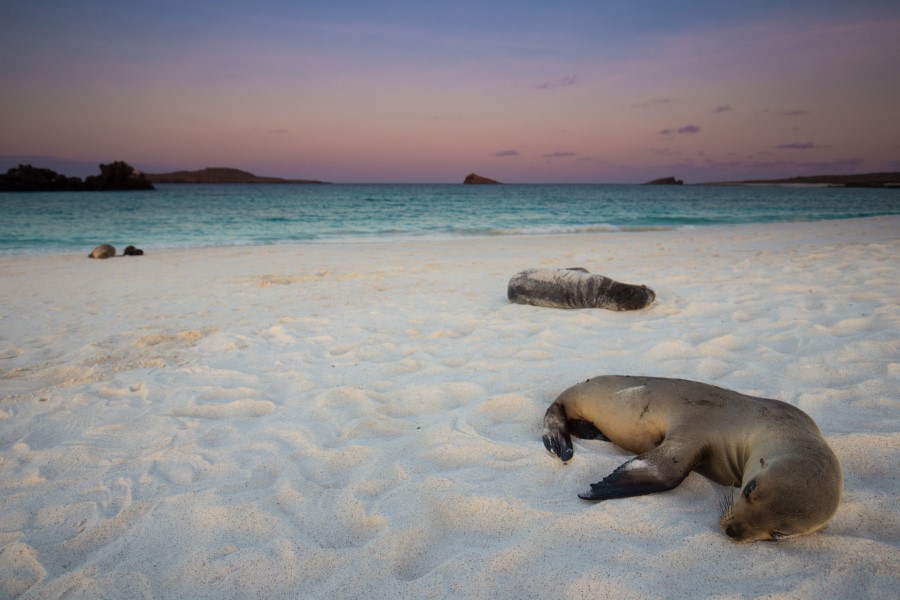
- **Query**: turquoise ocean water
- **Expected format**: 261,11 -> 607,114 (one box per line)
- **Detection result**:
1,184 -> 898,255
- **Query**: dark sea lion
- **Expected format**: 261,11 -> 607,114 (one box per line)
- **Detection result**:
542,375 -> 842,542
88,244 -> 116,259
508,268 -> 655,311
123,245 -> 144,256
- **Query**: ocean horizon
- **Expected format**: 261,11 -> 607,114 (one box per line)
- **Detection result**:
1,183 -> 898,255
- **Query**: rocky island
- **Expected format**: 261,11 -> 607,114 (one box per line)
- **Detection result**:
644,176 -> 684,185
145,167 -> 327,184
0,161 -> 154,192
463,173 -> 501,184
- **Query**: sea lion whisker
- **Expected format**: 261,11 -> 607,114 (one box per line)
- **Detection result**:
719,488 -> 735,520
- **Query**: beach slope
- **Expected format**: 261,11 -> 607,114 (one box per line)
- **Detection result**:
1,217 -> 898,598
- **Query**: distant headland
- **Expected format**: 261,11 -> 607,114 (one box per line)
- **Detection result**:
0,161 -> 154,192
145,167 -> 328,184
700,172 -> 900,188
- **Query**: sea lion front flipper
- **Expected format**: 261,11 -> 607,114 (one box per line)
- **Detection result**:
542,402 -> 574,461
578,441 -> 700,501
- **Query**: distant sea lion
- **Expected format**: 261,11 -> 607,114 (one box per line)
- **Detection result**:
123,245 -> 144,256
508,268 -> 655,311
542,375 -> 842,542
88,244 -> 116,259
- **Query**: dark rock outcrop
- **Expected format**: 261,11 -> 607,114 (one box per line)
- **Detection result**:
84,161 -> 154,190
0,165 -> 85,191
464,173 -> 501,185
644,176 -> 683,185
1,161 -> 154,191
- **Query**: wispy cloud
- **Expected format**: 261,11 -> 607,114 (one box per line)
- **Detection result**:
268,128 -> 289,135
493,150 -> 520,157
779,109 -> 811,117
660,125 -> 701,135
711,104 -> 733,113
773,142 -> 822,150
631,97 -> 673,108
543,151 -> 576,158
535,75 -> 578,90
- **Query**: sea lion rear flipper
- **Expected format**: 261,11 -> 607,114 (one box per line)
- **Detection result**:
578,441 -> 699,501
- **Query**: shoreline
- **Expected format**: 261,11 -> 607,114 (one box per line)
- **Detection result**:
3,214 -> 899,258
1,215 -> 898,597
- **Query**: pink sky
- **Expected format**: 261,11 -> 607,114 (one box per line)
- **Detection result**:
2,2 -> 898,183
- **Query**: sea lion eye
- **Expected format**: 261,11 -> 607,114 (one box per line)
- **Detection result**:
742,480 -> 757,500
772,531 -> 786,540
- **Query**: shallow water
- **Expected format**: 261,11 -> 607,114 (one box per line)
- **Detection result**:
1,183 -> 898,254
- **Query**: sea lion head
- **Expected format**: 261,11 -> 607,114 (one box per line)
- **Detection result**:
719,454 -> 842,542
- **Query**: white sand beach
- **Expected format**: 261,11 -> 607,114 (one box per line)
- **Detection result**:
1,216 -> 898,599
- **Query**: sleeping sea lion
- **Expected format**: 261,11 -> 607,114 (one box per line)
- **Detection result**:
542,375 -> 842,542
88,244 -> 116,259
508,268 -> 655,311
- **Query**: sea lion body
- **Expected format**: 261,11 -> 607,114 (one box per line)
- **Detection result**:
543,375 -> 842,542
508,268 -> 655,311
88,244 -> 116,259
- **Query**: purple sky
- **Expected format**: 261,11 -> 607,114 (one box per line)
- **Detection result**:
2,1 -> 899,182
